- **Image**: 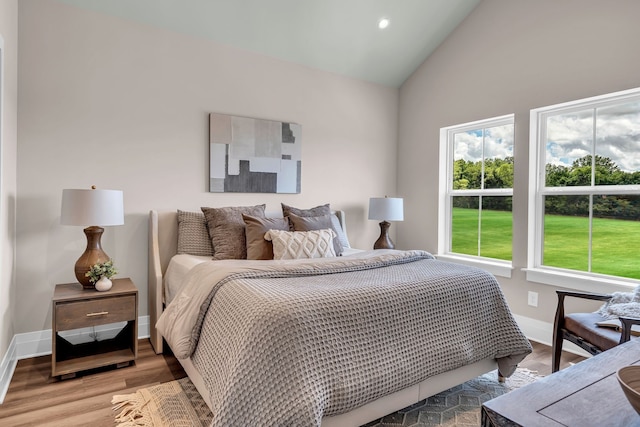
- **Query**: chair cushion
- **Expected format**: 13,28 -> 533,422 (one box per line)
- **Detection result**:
565,312 -> 624,351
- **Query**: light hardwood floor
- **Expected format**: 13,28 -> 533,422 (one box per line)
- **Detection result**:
0,339 -> 584,426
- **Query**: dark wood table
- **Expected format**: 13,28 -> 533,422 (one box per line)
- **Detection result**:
482,338 -> 640,426
52,278 -> 138,378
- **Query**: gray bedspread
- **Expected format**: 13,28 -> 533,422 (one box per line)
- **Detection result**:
160,250 -> 532,426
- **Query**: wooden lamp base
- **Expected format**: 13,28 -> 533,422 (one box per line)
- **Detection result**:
74,226 -> 110,289
373,221 -> 395,250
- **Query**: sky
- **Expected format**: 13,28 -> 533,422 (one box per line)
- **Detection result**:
453,101 -> 640,174
546,101 -> 640,173
453,124 -> 514,163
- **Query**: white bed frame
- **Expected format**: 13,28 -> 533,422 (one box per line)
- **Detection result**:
148,209 -> 497,426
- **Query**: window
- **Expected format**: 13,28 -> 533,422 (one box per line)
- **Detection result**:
528,87 -> 640,287
439,115 -> 514,276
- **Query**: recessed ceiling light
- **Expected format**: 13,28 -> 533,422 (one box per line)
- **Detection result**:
378,18 -> 390,29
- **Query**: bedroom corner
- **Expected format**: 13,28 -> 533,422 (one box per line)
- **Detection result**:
6,0 -> 399,393
0,0 -> 18,405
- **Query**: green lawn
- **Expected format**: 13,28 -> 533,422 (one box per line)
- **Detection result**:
452,208 -> 512,260
452,207 -> 640,280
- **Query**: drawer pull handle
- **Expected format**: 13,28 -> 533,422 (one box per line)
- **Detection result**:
86,311 -> 109,317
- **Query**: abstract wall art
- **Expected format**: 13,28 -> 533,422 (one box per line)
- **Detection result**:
209,113 -> 301,193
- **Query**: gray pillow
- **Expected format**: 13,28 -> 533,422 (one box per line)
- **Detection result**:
287,212 -> 343,256
243,214 -> 290,260
201,205 -> 266,260
281,203 -> 330,226
177,210 -> 214,256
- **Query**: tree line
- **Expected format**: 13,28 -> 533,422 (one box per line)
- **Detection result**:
453,155 -> 640,220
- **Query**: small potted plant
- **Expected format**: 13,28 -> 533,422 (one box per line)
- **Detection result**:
86,259 -> 118,291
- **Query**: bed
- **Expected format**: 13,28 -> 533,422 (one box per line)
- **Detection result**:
148,207 -> 532,427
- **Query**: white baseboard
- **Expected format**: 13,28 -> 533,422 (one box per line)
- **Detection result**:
0,336 -> 17,405
0,315 -> 150,404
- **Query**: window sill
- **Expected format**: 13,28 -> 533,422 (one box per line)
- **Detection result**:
435,254 -> 513,278
524,268 -> 638,294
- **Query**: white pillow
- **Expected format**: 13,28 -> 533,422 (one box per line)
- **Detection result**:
330,213 -> 351,249
264,229 -> 336,260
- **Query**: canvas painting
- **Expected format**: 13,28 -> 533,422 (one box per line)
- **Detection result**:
209,113 -> 301,193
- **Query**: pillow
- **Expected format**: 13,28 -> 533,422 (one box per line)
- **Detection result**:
288,212 -> 344,256
265,229 -> 336,260
281,202 -> 330,221
282,202 -> 346,253
177,210 -> 214,256
330,213 -> 351,249
201,205 -> 266,260
243,214 -> 290,260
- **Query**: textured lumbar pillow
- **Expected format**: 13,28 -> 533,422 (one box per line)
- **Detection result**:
265,229 -> 336,260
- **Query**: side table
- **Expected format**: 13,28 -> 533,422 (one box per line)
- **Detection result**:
51,277 -> 138,379
482,338 -> 640,426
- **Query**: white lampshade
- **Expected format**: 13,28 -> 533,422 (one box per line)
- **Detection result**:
61,188 -> 124,226
368,197 -> 404,222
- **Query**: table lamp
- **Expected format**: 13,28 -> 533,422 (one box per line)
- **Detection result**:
61,186 -> 124,289
368,197 -> 404,250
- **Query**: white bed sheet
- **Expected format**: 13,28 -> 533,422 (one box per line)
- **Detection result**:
164,254 -> 211,304
164,249 -> 364,305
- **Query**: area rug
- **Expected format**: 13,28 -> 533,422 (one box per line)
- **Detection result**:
112,368 -> 541,427
363,368 -> 542,427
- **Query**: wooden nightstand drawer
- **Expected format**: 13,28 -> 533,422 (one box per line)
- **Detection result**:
52,278 -> 139,378
55,294 -> 136,331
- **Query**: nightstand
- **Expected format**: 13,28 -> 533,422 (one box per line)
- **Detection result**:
51,277 -> 138,379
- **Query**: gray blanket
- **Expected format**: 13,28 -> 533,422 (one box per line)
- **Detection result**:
173,251 -> 531,426
597,285 -> 640,319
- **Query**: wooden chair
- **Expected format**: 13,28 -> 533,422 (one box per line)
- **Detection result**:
552,290 -> 640,372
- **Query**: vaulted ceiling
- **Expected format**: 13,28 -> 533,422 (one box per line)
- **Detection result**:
55,0 -> 481,87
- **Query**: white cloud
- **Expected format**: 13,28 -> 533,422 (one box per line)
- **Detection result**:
546,102 -> 640,172
454,125 -> 513,163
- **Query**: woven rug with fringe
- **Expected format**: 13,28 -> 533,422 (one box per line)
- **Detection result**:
112,368 -> 542,427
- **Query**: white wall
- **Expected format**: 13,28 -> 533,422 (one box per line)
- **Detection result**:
16,0 -> 399,334
19,0 -> 640,347
0,0 -> 18,364
398,0 -> 640,324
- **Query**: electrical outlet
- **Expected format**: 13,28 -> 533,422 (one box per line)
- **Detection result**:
528,291 -> 539,307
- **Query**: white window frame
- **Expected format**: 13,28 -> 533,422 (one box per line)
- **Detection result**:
438,114 -> 514,278
527,87 -> 640,293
